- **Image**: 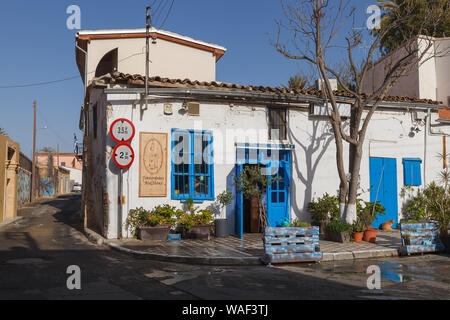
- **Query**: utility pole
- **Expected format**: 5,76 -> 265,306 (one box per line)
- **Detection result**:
31,101 -> 37,201
144,5 -> 151,111
57,144 -> 60,167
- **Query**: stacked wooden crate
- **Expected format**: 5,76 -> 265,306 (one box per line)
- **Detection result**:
262,227 -> 322,264
400,222 -> 445,255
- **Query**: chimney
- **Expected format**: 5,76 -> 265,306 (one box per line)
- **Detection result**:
315,79 -> 337,91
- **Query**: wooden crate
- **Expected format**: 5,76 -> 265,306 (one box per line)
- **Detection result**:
262,227 -> 322,264
400,222 -> 445,255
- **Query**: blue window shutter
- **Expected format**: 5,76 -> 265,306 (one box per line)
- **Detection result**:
402,158 -> 422,186
171,129 -> 214,202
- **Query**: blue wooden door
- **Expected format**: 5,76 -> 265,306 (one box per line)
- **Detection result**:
369,157 -> 398,229
267,164 -> 289,227
235,164 -> 243,238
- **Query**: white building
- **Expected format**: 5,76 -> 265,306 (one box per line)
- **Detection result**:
76,29 -> 449,239
363,36 -> 450,121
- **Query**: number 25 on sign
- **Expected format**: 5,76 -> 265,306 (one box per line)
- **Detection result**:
113,143 -> 134,169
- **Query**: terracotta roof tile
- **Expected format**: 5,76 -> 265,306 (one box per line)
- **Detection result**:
439,108 -> 450,119
93,72 -> 442,105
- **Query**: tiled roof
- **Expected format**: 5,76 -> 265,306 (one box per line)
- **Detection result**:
94,72 -> 442,105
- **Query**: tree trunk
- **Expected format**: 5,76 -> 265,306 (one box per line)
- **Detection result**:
344,145 -> 363,224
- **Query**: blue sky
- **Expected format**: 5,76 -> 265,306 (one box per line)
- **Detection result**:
0,0 -> 373,158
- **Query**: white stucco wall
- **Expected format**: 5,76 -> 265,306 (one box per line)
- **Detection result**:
85,37 -> 217,84
88,89 -> 447,239
362,43 -> 420,98
363,37 -> 450,104
61,166 -> 83,185
434,39 -> 450,105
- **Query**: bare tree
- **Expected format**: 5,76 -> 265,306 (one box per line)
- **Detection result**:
273,0 -> 449,223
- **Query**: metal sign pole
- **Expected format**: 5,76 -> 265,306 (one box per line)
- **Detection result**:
118,168 -> 123,239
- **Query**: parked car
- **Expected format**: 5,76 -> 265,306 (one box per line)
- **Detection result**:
72,183 -> 82,192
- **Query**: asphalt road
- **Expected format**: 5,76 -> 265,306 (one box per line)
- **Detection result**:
0,194 -> 449,300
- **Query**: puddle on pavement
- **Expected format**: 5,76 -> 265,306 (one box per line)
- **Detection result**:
377,261 -> 437,283
314,260 -> 442,284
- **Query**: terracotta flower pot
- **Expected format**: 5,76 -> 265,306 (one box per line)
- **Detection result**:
363,227 -> 378,243
353,232 -> 364,243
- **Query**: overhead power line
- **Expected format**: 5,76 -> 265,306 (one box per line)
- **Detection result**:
0,52 -> 145,89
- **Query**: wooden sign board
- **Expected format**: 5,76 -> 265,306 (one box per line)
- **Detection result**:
139,132 -> 168,197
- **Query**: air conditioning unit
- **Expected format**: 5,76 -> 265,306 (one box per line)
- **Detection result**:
309,102 -> 351,118
187,102 -> 200,116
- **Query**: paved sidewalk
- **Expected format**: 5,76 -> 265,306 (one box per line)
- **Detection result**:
86,228 -> 402,265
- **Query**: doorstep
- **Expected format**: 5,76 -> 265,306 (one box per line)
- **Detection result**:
0,216 -> 23,229
83,228 -> 404,266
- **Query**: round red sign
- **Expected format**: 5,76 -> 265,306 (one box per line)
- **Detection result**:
110,118 -> 135,143
113,143 -> 135,169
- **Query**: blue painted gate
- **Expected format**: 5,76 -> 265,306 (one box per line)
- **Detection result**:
267,164 -> 289,227
235,164 -> 244,238
369,157 -> 398,229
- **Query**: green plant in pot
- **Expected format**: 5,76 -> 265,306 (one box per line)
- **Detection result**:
308,193 -> 340,234
179,198 -> 214,240
325,220 -> 352,243
126,205 -> 181,240
215,189 -> 233,237
357,199 -> 385,243
352,218 -> 365,243
235,164 -> 279,232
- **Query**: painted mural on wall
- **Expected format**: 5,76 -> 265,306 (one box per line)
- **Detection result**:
17,168 -> 31,207
40,178 -> 55,197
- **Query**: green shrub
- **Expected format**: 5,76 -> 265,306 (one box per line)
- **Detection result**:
357,201 -> 386,227
401,181 -> 450,236
308,193 -> 340,223
217,189 -> 233,207
326,220 -> 352,233
180,209 -> 214,230
352,218 -> 366,233
126,207 -> 150,238
126,205 -> 182,238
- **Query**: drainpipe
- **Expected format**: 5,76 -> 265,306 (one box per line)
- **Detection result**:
425,108 -> 450,185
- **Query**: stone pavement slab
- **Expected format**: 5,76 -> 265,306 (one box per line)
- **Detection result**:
86,228 -> 404,265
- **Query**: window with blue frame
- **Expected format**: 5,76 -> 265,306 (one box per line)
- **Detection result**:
171,129 -> 214,201
402,158 -> 422,186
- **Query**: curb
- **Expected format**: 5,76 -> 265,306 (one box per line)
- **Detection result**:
322,248 -> 399,262
83,227 -> 263,266
0,216 -> 24,229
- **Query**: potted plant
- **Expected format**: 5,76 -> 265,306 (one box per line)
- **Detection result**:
180,198 -> 214,240
325,220 -> 352,243
308,193 -> 340,235
357,200 -> 385,243
352,218 -> 365,243
215,189 -> 233,237
234,164 -> 279,231
126,205 -> 180,240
